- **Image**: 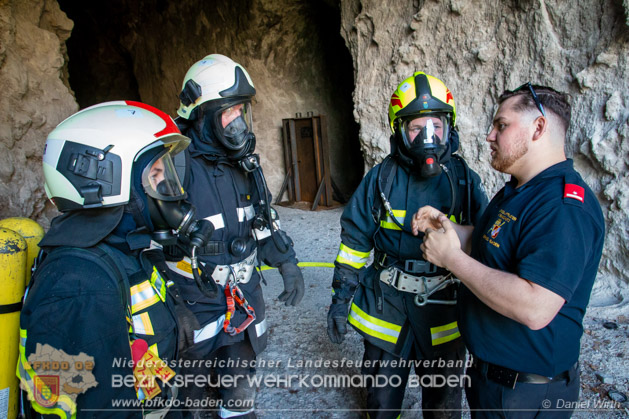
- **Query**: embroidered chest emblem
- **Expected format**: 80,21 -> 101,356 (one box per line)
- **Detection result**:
482,209 -> 517,249
490,222 -> 502,239
488,219 -> 505,239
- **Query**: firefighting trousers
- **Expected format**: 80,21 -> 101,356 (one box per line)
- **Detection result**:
361,338 -> 465,419
174,340 -> 257,418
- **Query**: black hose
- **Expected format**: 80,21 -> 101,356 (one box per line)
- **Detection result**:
441,164 -> 456,219
190,246 -> 219,299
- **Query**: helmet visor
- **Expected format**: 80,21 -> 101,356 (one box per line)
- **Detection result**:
142,150 -> 186,201
401,114 -> 450,151
214,101 -> 253,150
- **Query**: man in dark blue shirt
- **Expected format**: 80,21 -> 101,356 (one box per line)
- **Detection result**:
412,84 -> 605,417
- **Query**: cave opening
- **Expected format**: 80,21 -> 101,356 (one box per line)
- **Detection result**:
57,0 -> 363,203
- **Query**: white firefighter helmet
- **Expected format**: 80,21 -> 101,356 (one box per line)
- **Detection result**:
177,54 -> 256,120
43,100 -> 190,211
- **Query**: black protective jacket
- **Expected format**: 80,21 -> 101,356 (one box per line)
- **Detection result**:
167,129 -> 297,359
18,208 -> 179,418
334,155 -> 488,358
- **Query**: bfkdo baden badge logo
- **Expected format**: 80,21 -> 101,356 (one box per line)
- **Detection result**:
34,375 -> 60,407
489,219 -> 504,239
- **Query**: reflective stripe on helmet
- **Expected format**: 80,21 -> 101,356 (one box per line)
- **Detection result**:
388,72 -> 456,133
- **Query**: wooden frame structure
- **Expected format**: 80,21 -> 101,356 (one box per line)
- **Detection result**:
278,114 -> 332,210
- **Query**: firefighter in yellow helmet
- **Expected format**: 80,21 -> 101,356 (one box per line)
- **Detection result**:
327,72 -> 488,418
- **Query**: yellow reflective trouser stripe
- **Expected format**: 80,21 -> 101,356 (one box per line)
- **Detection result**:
430,321 -> 461,346
335,243 -> 370,269
130,280 -> 160,313
348,303 -> 401,344
380,209 -> 406,230
150,267 -> 167,302
132,312 -> 154,336
16,329 -> 76,418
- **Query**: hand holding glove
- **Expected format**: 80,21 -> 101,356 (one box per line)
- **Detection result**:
278,262 -> 305,306
327,301 -> 349,344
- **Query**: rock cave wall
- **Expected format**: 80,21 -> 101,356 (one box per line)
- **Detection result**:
60,0 -> 363,206
0,0 -> 77,224
0,0 -> 627,303
339,0 -> 629,304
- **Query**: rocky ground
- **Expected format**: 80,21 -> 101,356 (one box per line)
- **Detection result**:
239,205 -> 628,418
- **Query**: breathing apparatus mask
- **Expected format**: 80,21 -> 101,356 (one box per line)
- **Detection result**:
398,114 -> 451,178
196,100 -> 256,160
140,149 -> 213,249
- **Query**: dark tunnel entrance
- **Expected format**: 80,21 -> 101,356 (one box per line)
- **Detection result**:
57,0 -> 364,204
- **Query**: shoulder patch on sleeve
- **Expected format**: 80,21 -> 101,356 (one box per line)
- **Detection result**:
564,184 -> 584,203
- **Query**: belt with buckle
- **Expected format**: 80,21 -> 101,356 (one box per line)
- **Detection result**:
166,249 -> 257,287
379,267 -> 447,294
471,357 -> 573,389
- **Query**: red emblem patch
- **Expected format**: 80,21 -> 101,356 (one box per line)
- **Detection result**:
34,375 -> 60,408
390,93 -> 403,109
564,184 -> 584,202
446,89 -> 454,104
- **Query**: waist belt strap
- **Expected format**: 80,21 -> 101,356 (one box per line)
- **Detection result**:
379,267 -> 448,293
379,267 -> 457,305
166,250 -> 257,287
376,252 -> 437,274
471,357 -> 576,389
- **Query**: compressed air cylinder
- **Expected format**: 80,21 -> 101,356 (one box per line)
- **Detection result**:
0,218 -> 44,286
0,227 -> 27,419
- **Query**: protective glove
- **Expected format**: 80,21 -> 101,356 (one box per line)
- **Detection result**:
278,262 -> 305,306
327,301 -> 349,344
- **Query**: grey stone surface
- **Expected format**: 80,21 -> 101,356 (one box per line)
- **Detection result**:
0,0 -> 77,227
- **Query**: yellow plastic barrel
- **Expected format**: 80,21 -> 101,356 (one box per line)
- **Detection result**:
0,227 -> 27,419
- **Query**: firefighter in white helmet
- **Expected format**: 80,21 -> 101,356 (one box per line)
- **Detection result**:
18,101 -> 215,418
168,54 -> 305,418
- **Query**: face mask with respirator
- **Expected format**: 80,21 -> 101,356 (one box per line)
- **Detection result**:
142,150 -> 219,297
401,116 -> 450,178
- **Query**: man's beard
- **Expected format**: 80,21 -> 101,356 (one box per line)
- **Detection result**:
491,136 -> 528,173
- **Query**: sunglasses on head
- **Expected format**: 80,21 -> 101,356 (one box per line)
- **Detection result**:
514,82 -> 546,117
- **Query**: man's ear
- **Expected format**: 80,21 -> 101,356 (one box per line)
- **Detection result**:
532,115 -> 547,142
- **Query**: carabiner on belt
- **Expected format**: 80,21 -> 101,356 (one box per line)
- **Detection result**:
222,266 -> 256,336
414,274 -> 458,306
